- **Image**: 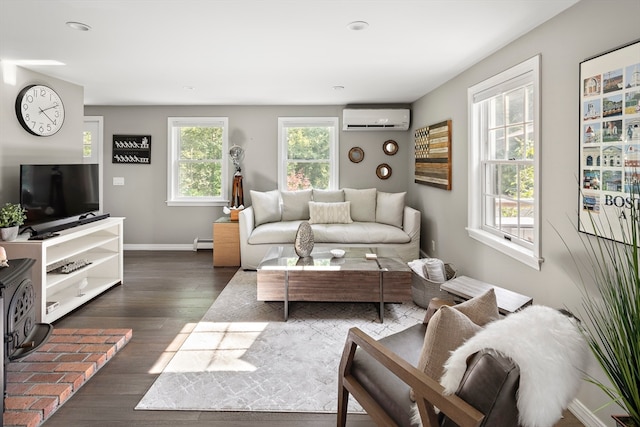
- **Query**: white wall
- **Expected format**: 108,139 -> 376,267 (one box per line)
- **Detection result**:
84,105 -> 411,246
0,66 -> 85,202
407,0 -> 639,424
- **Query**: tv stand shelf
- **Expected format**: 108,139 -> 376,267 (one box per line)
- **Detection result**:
1,217 -> 124,322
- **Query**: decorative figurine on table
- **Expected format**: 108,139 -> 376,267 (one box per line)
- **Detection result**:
229,145 -> 245,208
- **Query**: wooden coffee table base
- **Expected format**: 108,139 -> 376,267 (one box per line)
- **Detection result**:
257,263 -> 412,322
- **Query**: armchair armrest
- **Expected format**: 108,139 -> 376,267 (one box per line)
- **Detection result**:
338,327 -> 484,427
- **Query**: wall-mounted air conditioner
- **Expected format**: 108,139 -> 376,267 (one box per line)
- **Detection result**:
342,108 -> 410,131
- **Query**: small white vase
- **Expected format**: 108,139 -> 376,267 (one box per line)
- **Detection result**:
0,226 -> 19,241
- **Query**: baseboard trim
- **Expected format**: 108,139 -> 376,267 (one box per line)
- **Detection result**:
569,399 -> 606,427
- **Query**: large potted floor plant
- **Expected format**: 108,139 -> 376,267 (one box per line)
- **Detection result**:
572,185 -> 640,427
0,203 -> 26,241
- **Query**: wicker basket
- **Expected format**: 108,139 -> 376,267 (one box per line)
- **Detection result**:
411,263 -> 457,308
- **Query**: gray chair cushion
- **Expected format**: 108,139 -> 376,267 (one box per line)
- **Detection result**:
351,323 -> 426,427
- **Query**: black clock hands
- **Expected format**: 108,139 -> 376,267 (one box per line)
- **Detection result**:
38,107 -> 55,124
40,104 -> 58,112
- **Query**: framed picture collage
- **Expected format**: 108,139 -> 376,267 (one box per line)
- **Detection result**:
579,40 -> 640,242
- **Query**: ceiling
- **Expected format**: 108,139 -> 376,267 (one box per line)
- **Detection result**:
0,0 -> 579,106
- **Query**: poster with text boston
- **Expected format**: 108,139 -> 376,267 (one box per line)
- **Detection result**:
579,40 -> 640,243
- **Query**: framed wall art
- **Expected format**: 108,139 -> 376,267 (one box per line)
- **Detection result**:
579,40 -> 640,242
112,135 -> 151,164
414,119 -> 452,190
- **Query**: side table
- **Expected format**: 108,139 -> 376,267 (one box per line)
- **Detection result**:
213,217 -> 240,267
440,275 -> 532,315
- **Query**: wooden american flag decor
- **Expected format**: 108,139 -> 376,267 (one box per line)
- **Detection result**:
414,119 -> 452,190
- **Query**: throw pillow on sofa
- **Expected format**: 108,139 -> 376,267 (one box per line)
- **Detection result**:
344,188 -> 377,222
312,189 -> 345,203
308,201 -> 353,224
376,191 -> 405,228
250,190 -> 281,226
281,189 -> 312,221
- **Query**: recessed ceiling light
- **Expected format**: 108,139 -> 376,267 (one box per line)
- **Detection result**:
333,85 -> 345,91
183,86 -> 195,91
66,21 -> 91,31
347,21 -> 369,31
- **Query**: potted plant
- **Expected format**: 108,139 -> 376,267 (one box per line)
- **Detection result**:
0,203 -> 26,241
569,186 -> 640,427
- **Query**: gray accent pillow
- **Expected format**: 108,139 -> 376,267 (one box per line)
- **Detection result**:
344,188 -> 377,222
250,190 -> 281,226
281,189 -> 312,221
312,189 -> 345,203
376,191 -> 406,228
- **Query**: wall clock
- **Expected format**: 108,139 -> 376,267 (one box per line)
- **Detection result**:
15,84 -> 65,136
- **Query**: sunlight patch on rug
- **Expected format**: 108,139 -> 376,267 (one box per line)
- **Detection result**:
136,270 -> 426,413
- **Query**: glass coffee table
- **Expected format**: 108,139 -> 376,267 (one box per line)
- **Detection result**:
256,246 -> 411,322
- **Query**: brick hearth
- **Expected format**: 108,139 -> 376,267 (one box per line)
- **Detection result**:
3,328 -> 132,427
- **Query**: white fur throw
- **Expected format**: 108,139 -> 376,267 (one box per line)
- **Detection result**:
440,305 -> 588,427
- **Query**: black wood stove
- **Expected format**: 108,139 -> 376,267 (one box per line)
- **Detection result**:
0,258 -> 53,416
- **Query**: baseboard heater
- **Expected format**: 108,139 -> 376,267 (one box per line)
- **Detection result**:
193,237 -> 213,251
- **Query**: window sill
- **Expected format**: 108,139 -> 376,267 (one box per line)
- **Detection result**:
166,200 -> 229,207
466,227 -> 543,270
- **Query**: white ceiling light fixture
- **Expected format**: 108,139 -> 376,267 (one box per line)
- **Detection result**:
66,21 -> 91,31
347,21 -> 369,31
333,85 -> 345,91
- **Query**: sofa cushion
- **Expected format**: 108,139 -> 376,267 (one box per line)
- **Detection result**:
344,188 -> 377,222
250,190 -> 281,226
308,201 -> 353,224
312,189 -> 344,203
248,221 -> 302,244
312,222 -> 410,244
281,189 -> 312,221
248,221 -> 410,245
376,191 -> 406,228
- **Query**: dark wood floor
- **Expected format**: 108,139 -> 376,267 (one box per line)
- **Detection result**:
43,250 -> 583,426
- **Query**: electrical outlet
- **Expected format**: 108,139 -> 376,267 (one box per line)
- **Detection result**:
113,177 -> 125,186
431,240 -> 436,252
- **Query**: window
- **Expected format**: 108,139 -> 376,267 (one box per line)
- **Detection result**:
277,117 -> 339,190
167,117 -> 229,206
82,116 -> 102,164
467,55 -> 541,270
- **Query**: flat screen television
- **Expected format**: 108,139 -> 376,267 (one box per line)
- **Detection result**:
20,164 -> 100,228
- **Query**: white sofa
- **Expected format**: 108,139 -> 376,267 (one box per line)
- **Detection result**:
238,188 -> 420,270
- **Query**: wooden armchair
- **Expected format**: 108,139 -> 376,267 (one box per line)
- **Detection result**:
337,326 -> 487,427
337,302 -> 586,427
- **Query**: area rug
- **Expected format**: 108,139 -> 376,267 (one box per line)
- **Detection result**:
135,270 -> 426,413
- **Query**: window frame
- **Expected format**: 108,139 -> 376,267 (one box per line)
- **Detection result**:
166,117 -> 229,207
467,55 -> 542,270
277,117 -> 339,191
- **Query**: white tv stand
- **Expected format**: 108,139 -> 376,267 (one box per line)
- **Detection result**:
2,217 -> 124,322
